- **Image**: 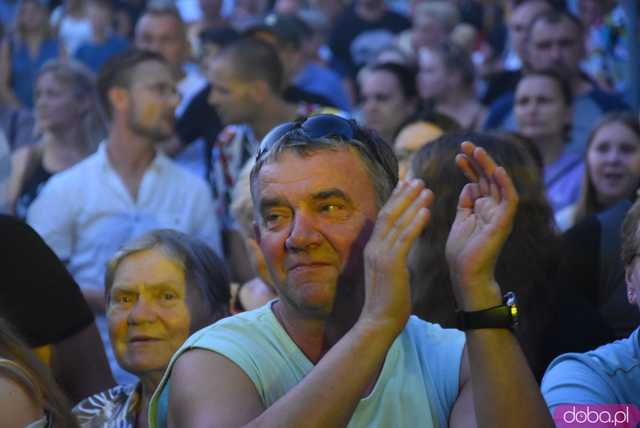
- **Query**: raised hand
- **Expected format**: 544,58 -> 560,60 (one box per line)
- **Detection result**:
445,142 -> 518,311
360,179 -> 434,335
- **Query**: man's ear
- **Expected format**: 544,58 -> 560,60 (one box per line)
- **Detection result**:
108,87 -> 129,113
252,80 -> 270,103
625,266 -> 638,305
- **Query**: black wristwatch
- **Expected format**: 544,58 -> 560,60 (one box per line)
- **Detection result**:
456,292 -> 519,330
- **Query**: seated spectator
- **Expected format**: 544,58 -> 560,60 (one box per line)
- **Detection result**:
481,0 -> 552,106
395,0 -> 459,60
229,158 -> 276,312
514,70 -> 584,214
417,41 -> 487,131
73,229 -> 230,427
135,4 -> 208,177
0,318 -> 78,428
0,215 -> 114,404
328,0 -> 410,81
148,114 -> 553,427
485,9 -> 629,154
557,112 -> 640,231
50,0 -> 92,56
8,60 -> 104,218
186,0 -> 228,58
393,110 -> 461,179
74,0 -> 130,73
246,13 -> 340,109
409,132 -> 612,381
359,62 -> 419,144
0,0 -> 65,109
541,198 -> 640,413
27,49 -> 221,385
205,37 -> 340,283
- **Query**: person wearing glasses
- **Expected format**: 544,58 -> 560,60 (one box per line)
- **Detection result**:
148,115 -> 552,427
27,49 -> 221,385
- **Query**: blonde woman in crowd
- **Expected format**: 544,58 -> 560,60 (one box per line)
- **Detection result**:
556,112 -> 640,231
8,60 -> 104,218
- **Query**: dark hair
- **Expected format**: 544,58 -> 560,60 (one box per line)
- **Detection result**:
367,62 -> 418,99
105,229 -> 231,329
0,319 -> 79,428
139,2 -> 186,37
528,8 -> 584,40
521,68 -> 573,106
410,132 -> 560,379
622,198 -> 640,268
574,112 -> 640,224
250,119 -> 398,209
431,41 -> 476,88
216,37 -> 285,93
97,49 -> 167,120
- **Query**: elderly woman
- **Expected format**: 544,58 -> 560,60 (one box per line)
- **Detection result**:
73,229 -> 230,427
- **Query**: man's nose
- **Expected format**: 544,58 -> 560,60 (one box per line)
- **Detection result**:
285,211 -> 322,251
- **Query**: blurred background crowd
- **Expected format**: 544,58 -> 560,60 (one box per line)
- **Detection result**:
0,0 -> 638,426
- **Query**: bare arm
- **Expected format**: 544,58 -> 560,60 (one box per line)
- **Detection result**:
0,376 -> 44,428
447,142 -> 553,428
167,180 -> 434,428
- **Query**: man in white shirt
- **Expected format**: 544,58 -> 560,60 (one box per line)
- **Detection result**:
28,49 -> 221,384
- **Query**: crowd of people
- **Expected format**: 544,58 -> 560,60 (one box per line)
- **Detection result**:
0,0 -> 638,427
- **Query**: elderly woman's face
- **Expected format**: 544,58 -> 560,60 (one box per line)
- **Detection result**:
107,248 -> 192,377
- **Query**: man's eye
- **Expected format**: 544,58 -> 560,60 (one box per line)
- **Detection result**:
321,204 -> 344,214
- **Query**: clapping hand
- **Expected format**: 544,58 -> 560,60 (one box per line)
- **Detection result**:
445,142 -> 519,311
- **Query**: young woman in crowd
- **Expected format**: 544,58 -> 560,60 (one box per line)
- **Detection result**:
417,41 -> 487,131
73,229 -> 231,427
0,318 -> 78,428
409,132 -> 612,381
514,69 -> 583,214
8,59 -> 104,218
0,0 -> 65,108
556,112 -> 640,230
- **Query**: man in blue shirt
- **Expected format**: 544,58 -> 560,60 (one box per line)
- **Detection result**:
542,199 -> 640,414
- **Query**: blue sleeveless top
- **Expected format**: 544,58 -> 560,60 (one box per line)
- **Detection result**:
10,37 -> 60,108
149,303 -> 466,427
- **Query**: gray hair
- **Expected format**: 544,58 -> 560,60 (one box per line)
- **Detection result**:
104,229 -> 231,328
250,124 -> 399,214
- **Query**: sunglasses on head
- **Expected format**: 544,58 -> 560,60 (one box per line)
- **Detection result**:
255,114 -> 360,160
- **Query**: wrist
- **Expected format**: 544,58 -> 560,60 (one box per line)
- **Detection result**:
454,280 -> 503,312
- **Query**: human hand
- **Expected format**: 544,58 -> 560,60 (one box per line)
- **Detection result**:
445,142 -> 518,311
360,179 -> 434,336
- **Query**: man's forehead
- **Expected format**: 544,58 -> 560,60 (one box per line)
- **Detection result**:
531,18 -> 579,41
132,60 -> 174,83
255,148 -> 375,198
137,14 -> 182,37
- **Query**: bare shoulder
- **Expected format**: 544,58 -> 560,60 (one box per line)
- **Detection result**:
0,375 -> 45,428
168,349 -> 265,428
